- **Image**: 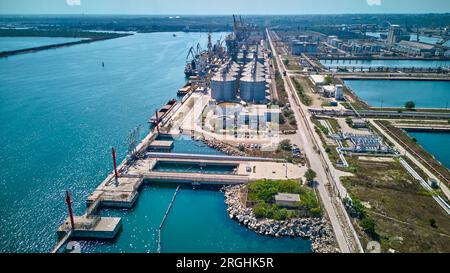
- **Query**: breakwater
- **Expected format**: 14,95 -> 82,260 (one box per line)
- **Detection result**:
223,185 -> 338,253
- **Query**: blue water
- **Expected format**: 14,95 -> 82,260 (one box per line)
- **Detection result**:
153,161 -> 236,174
320,59 -> 450,69
79,184 -> 311,253
0,32 -> 310,253
0,36 -> 86,52
407,132 -> 450,169
343,80 -> 450,108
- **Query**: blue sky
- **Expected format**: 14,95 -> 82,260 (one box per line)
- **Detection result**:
1,0 -> 450,15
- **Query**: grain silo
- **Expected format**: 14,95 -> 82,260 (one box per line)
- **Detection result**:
210,68 -> 237,102
240,62 -> 267,104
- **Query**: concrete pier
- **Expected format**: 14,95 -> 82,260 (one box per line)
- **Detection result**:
57,215 -> 122,239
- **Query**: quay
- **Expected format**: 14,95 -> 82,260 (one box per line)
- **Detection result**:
335,73 -> 450,81
309,108 -> 450,119
53,88 -> 304,251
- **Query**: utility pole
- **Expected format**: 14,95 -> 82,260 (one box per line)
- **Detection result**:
112,147 -> 119,186
65,191 -> 75,230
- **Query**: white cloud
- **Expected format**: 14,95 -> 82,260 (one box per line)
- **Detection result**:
366,0 -> 381,6
66,0 -> 81,6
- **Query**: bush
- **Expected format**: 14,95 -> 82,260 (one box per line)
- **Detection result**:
309,207 -> 321,217
304,168 -> 317,184
253,202 -> 267,218
429,218 -> 437,228
273,208 -> 290,220
278,139 -> 292,151
360,217 -> 377,237
279,114 -> 286,124
289,117 -> 297,126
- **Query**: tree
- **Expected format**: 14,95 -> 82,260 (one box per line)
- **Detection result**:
360,217 -> 377,237
405,101 -> 416,110
305,168 -> 317,185
278,139 -> 292,151
283,59 -> 289,67
325,75 -> 333,85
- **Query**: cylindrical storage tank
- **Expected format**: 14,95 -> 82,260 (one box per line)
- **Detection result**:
243,63 -> 266,76
210,73 -> 237,102
240,74 -> 266,103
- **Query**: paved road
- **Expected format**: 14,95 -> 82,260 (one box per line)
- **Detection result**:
268,29 -> 363,253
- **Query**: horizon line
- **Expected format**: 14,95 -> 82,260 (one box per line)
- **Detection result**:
1,12 -> 450,16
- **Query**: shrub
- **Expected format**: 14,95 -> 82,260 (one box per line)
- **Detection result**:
304,168 -> 317,184
309,207 -> 321,217
278,139 -> 292,151
360,217 -> 377,237
253,202 -> 267,218
429,218 -> 437,228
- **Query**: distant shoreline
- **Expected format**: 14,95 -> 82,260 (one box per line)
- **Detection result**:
0,30 -> 132,58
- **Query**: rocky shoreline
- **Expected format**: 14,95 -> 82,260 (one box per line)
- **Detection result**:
201,138 -> 245,156
222,185 -> 339,253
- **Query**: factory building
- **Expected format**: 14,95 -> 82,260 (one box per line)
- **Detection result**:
309,75 -> 325,86
291,42 -> 318,55
394,40 -> 436,57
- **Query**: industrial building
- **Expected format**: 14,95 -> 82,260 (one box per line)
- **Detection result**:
291,42 -> 318,55
387,24 -> 403,44
309,75 -> 326,86
394,40 -> 436,57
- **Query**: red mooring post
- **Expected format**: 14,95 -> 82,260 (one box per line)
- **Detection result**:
112,147 -> 119,178
155,109 -> 160,134
65,191 -> 75,230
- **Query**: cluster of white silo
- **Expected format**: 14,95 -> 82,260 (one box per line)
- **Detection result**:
210,47 -> 268,104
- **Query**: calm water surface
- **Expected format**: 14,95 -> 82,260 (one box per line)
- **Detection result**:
343,80 -> 450,109
407,132 -> 450,169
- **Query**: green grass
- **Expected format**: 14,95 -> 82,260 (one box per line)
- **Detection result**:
291,77 -> 312,106
341,159 -> 450,252
247,179 -> 321,219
